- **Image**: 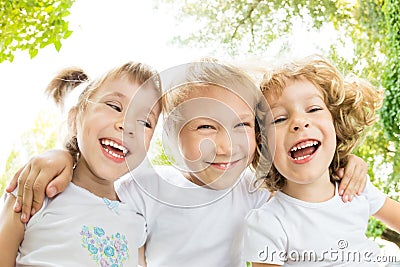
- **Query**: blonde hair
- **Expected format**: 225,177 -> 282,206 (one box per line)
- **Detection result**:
162,59 -> 270,175
46,62 -> 160,163
259,55 -> 383,191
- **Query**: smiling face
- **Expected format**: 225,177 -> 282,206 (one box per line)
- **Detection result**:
173,85 -> 256,189
74,74 -> 161,182
265,78 -> 336,191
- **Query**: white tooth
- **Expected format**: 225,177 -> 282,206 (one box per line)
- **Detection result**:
105,140 -> 110,146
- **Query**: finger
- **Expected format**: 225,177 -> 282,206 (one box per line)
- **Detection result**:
20,167 -> 41,223
356,164 -> 368,195
14,165 -> 34,213
46,167 -> 73,198
6,166 -> 24,193
336,168 -> 347,196
342,173 -> 358,203
342,159 -> 368,201
30,170 -> 52,216
336,168 -> 344,179
346,162 -> 367,197
358,174 -> 368,195
338,161 -> 356,198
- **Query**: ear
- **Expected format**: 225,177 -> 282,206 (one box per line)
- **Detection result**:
68,107 -> 78,136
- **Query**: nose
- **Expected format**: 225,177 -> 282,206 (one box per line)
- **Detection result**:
115,118 -> 134,136
215,129 -> 232,155
290,114 -> 310,132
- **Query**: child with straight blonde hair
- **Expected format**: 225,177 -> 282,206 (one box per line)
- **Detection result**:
245,55 -> 400,266
0,62 -> 162,266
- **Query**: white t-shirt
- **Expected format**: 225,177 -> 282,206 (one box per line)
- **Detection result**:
116,165 -> 270,267
244,181 -> 387,266
14,183 -> 146,267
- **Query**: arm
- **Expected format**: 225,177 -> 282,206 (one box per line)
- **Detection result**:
0,194 -> 25,266
6,149 -> 74,223
337,154 -> 368,203
373,197 -> 400,233
138,245 -> 147,267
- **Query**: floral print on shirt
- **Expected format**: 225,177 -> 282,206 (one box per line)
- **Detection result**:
80,225 -> 129,267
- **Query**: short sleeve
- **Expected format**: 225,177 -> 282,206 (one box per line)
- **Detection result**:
363,179 -> 386,215
133,212 -> 147,248
244,208 -> 287,265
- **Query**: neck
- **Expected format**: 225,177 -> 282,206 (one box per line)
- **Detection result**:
72,160 -> 118,201
182,172 -> 206,187
281,172 -> 335,203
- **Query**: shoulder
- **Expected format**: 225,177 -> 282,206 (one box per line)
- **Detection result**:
246,197 -> 284,224
235,168 -> 271,204
359,179 -> 386,215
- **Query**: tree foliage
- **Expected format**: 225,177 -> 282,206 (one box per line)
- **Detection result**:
0,112 -> 59,195
0,0 -> 74,62
381,0 -> 400,140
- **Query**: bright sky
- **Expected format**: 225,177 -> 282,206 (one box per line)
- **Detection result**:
0,0 -> 213,173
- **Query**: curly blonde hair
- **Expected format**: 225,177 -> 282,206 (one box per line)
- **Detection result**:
259,55 -> 383,191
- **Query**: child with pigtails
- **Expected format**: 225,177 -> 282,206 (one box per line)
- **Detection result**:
0,62 -> 162,266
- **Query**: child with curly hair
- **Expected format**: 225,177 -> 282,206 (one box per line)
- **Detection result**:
245,55 -> 400,266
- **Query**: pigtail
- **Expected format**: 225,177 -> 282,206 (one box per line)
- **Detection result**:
45,68 -> 89,109
46,67 -> 90,164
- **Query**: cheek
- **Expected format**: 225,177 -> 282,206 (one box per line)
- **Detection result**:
247,134 -> 257,158
179,133 -> 199,160
266,128 -> 278,156
143,130 -> 155,150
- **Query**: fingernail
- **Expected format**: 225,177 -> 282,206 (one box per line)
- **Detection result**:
31,208 -> 36,216
349,195 -> 353,202
21,213 -> 27,222
48,187 -> 57,198
339,190 -> 344,196
14,201 -> 21,211
343,195 -> 348,202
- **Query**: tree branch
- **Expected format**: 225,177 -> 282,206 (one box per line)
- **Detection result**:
231,0 -> 263,40
381,227 -> 400,249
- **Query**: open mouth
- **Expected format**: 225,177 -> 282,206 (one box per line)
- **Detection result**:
100,138 -> 129,159
289,140 -> 320,161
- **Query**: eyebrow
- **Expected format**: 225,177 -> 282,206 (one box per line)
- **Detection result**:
269,93 -> 323,109
99,91 -> 128,100
239,113 -> 255,121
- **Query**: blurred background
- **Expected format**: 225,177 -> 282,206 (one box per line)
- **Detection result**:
1,0 -> 399,259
